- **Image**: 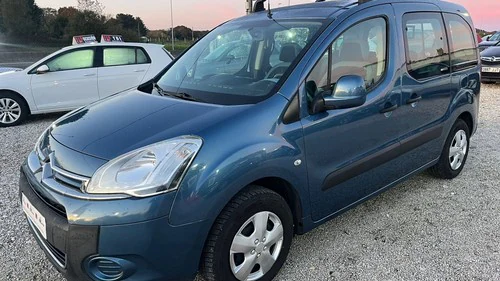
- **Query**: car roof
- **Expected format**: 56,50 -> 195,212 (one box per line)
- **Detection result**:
232,0 -> 468,22
60,42 -> 163,51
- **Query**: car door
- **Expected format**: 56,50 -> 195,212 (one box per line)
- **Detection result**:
393,5 -> 453,173
30,48 -> 99,111
97,46 -> 151,98
300,6 -> 404,221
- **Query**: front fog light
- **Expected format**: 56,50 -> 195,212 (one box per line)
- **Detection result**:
86,257 -> 135,281
85,136 -> 202,197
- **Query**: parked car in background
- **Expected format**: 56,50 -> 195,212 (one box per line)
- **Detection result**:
480,43 -> 500,83
479,31 -> 500,51
19,0 -> 479,281
0,42 -> 173,127
0,67 -> 22,74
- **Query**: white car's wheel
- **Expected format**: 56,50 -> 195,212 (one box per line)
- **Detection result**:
0,92 -> 29,127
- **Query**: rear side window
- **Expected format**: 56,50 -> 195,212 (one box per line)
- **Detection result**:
137,48 -> 149,64
103,47 -> 150,66
403,13 -> 449,80
444,14 -> 478,71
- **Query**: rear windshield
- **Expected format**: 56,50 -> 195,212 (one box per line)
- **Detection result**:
156,18 -> 324,105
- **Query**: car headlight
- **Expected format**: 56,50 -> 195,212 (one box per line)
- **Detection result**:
85,136 -> 203,197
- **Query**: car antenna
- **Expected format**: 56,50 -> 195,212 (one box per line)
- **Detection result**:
267,0 -> 273,19
253,0 -> 272,18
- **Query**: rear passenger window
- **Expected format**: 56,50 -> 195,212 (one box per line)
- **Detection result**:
103,47 -> 150,66
137,48 -> 149,64
444,14 -> 478,71
403,13 -> 449,80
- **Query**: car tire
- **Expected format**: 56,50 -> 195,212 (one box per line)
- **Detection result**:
201,186 -> 293,281
429,119 -> 470,179
0,92 -> 29,127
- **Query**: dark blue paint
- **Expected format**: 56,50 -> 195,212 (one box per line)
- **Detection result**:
21,0 -> 480,280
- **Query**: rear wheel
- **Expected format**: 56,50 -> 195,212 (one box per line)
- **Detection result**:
429,119 -> 470,179
201,186 -> 293,281
0,92 -> 29,127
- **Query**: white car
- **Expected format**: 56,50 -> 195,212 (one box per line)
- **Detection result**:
0,42 -> 173,126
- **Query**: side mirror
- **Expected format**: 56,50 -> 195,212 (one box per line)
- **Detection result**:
36,65 -> 50,74
486,35 -> 491,41
311,75 -> 367,113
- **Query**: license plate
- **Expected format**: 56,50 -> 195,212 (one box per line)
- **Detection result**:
22,193 -> 47,239
482,67 -> 500,73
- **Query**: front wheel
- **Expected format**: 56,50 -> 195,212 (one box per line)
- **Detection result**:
0,92 -> 29,127
201,186 -> 293,281
429,119 -> 470,179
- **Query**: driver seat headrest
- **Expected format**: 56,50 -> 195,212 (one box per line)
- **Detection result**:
280,43 -> 302,63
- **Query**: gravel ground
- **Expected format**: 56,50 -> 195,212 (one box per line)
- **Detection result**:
1,84 -> 499,281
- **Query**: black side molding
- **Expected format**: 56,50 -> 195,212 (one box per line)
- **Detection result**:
322,125 -> 443,191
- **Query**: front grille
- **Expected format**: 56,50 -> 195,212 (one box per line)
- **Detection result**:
482,72 -> 500,79
481,60 -> 500,66
46,240 -> 67,266
52,168 -> 86,190
30,181 -> 67,217
27,219 -> 67,268
45,153 -> 90,192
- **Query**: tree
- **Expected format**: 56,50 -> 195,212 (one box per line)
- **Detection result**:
116,13 -> 148,37
66,10 -> 106,39
77,0 -> 104,15
105,17 -> 140,42
174,25 -> 193,41
0,0 -> 4,32
1,0 -> 42,36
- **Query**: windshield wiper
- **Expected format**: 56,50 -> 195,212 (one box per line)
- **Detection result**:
154,83 -> 200,102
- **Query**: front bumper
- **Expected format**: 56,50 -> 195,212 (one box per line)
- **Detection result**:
481,63 -> 500,82
19,163 -> 210,281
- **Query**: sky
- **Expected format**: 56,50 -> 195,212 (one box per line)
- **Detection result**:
34,0 -> 500,31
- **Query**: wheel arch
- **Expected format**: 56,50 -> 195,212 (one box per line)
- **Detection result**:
457,111 -> 474,134
0,89 -> 32,115
251,177 -> 304,234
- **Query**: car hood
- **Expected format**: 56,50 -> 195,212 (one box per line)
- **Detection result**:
0,68 -> 23,76
480,46 -> 500,57
479,41 -> 498,47
50,90 -> 251,160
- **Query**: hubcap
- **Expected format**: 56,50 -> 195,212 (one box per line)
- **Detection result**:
0,98 -> 21,124
230,211 -> 284,281
449,129 -> 468,170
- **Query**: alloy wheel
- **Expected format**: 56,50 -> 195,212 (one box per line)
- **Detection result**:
0,98 -> 21,124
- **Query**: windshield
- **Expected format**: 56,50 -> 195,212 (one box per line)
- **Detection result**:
490,32 -> 500,41
156,19 -> 324,105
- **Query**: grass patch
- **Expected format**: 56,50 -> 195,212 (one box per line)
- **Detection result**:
164,41 -> 195,53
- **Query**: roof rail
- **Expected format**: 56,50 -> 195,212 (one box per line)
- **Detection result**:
315,0 -> 371,4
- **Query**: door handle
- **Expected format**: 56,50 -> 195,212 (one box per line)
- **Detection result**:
83,73 -> 96,77
406,95 -> 422,104
380,103 -> 398,114
134,69 -> 146,73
